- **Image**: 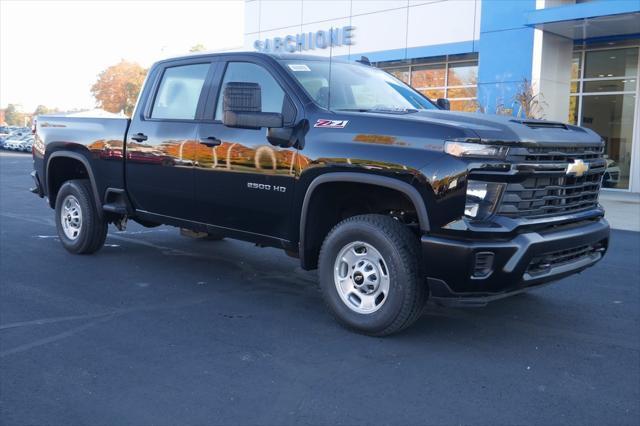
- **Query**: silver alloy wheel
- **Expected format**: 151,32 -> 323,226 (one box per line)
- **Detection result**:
60,195 -> 83,240
333,241 -> 390,314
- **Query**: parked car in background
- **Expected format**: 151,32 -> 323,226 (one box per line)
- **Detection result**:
3,136 -> 21,150
4,134 -> 33,151
603,158 -> 621,188
1,130 -> 25,147
19,136 -> 35,152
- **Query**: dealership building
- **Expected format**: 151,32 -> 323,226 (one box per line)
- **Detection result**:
243,0 -> 640,194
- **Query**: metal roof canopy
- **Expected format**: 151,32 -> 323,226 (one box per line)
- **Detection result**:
526,1 -> 640,40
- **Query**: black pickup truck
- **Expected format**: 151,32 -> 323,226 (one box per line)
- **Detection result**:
32,52 -> 609,335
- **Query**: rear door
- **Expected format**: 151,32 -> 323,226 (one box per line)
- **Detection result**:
126,59 -> 216,219
194,57 -> 301,239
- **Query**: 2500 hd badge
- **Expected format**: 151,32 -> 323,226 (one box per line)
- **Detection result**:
247,182 -> 287,192
31,52 -> 610,336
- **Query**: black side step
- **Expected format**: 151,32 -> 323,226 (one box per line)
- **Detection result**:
102,187 -> 133,215
102,203 -> 128,215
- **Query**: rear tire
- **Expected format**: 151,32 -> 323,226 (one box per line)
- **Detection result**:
318,214 -> 426,336
55,179 -> 107,254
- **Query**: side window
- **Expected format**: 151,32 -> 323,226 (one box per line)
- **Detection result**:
215,62 -> 285,120
151,63 -> 210,120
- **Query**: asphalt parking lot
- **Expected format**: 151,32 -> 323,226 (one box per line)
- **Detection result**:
1,151 -> 639,425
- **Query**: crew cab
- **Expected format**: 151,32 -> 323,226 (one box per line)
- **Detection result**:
32,52 -> 610,335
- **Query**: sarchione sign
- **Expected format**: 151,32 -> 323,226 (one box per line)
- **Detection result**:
254,26 -> 355,53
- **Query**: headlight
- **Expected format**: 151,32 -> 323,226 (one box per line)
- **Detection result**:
465,180 -> 504,219
445,141 -> 508,159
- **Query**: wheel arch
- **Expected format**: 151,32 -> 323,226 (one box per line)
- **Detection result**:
299,172 -> 430,270
46,150 -> 102,217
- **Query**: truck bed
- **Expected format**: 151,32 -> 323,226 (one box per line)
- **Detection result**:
34,115 -> 131,205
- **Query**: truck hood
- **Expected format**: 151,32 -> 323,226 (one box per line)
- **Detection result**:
386,110 -> 602,145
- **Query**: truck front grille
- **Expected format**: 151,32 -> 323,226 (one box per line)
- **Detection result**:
497,145 -> 605,219
523,145 -> 604,162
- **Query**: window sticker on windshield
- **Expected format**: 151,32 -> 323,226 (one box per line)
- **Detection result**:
314,119 -> 349,129
288,64 -> 311,72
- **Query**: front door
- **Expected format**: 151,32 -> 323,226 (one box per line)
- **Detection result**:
126,60 -> 212,220
194,60 -> 299,239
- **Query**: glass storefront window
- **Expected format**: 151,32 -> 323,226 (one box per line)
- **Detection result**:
447,86 -> 477,99
583,79 -> 637,93
419,88 -> 445,99
570,81 -> 579,93
449,99 -> 479,112
379,54 -> 479,110
447,62 -> 477,86
581,94 -> 635,189
571,52 -> 581,80
568,96 -> 578,125
584,48 -> 638,79
411,64 -> 446,88
571,42 -> 639,190
386,67 -> 410,84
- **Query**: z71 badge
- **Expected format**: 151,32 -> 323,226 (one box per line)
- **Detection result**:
314,119 -> 349,129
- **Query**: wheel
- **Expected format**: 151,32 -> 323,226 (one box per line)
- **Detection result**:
55,179 -> 108,254
318,214 -> 426,336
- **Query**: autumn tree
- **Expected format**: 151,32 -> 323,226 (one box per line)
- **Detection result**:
91,60 -> 147,116
4,104 -> 23,126
34,105 -> 61,116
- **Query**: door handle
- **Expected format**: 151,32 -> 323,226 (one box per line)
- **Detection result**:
130,133 -> 148,142
199,136 -> 222,147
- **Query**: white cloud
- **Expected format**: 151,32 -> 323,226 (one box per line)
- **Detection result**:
0,0 -> 244,111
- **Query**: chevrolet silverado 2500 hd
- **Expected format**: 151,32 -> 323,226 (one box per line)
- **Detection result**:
32,52 -> 610,335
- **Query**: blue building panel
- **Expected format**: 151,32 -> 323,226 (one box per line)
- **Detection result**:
477,0 -> 536,115
479,0 -> 537,33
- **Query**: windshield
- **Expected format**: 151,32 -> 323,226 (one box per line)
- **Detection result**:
281,60 -> 437,112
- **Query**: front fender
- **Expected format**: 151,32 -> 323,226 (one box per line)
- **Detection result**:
414,155 -> 469,230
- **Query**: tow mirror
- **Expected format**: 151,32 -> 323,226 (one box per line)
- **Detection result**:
222,82 -> 283,129
436,98 -> 451,111
267,119 -> 309,149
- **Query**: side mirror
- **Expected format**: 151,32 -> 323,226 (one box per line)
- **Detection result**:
436,98 -> 450,110
223,82 -> 283,129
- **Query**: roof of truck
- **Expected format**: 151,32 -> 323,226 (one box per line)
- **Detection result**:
155,51 -> 353,65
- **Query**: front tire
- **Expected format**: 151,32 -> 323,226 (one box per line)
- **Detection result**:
55,179 -> 107,254
318,214 -> 426,336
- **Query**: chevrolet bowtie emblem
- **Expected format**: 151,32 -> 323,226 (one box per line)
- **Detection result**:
566,159 -> 589,177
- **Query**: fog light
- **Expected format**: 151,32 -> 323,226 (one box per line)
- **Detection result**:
473,252 -> 494,278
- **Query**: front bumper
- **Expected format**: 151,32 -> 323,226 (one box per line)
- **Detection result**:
422,218 -> 610,306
